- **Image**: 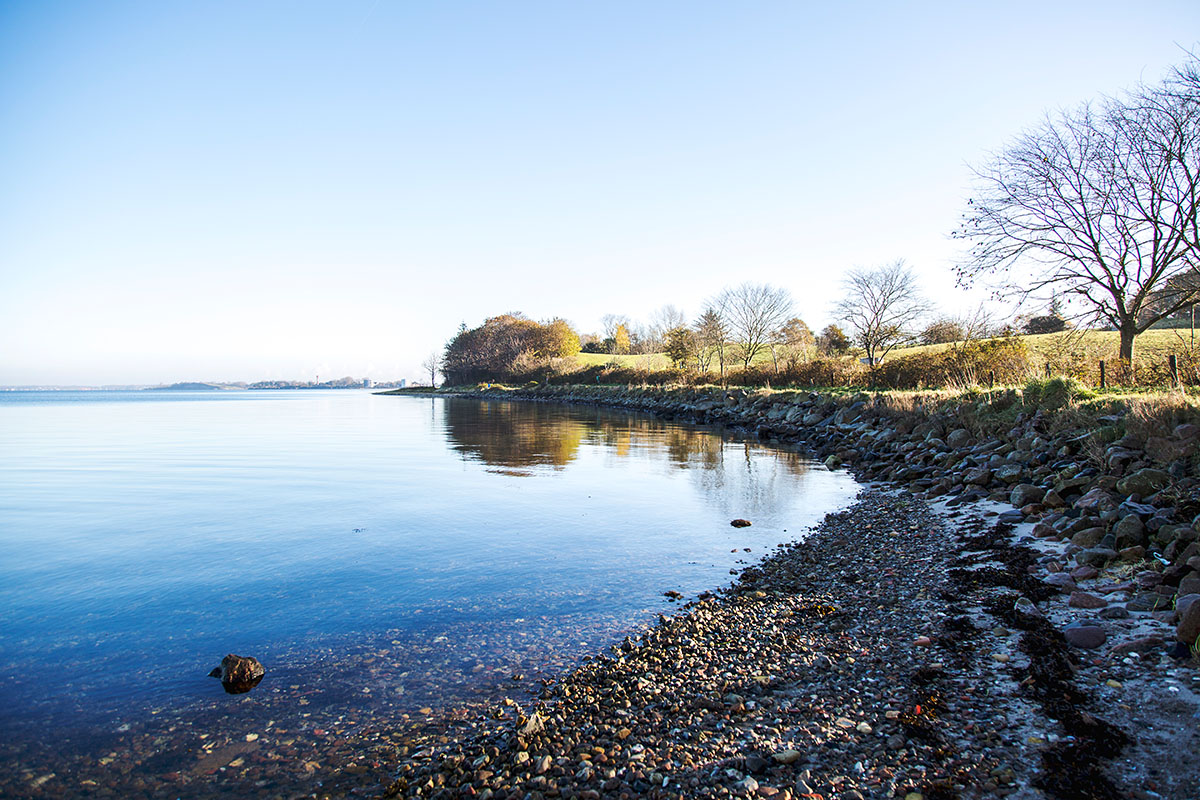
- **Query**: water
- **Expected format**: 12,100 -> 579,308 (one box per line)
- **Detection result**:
0,389 -> 856,796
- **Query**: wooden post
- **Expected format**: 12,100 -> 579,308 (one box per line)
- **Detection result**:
1169,354 -> 1179,385
1099,361 -> 1106,389
988,370 -> 995,388
1044,363 -> 1051,379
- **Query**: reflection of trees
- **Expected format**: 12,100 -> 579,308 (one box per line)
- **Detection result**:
443,399 -> 589,474
442,400 -> 813,519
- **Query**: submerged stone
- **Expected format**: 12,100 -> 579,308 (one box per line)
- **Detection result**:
208,654 -> 265,694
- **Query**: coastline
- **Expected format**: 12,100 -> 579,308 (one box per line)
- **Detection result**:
373,385 -> 1200,799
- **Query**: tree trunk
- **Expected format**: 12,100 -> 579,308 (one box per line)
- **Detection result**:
1118,323 -> 1136,383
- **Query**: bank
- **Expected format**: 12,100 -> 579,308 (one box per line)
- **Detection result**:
373,383 -> 1200,799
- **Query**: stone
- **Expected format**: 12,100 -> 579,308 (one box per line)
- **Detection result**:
1110,636 -> 1164,655
208,654 -> 265,694
1070,527 -> 1107,548
1178,574 -> 1200,596
730,519 -> 752,528
996,464 -> 1025,484
1070,565 -> 1099,580
1076,547 -> 1118,568
772,750 -> 802,765
965,467 -> 992,486
1176,594 -> 1200,620
1042,489 -> 1066,508
1099,606 -> 1131,619
1116,468 -> 1171,498
824,455 -> 843,469
1075,488 -> 1118,514
1010,483 -> 1045,508
1177,599 -> 1200,645
1063,622 -> 1106,649
1043,573 -> 1077,593
1112,515 -> 1146,547
1127,593 -> 1173,612
946,429 -> 972,448
1068,592 -> 1107,609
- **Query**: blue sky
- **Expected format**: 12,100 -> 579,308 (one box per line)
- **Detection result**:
1,1 -> 1197,384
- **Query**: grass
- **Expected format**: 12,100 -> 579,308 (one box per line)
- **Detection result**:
572,351 -> 672,369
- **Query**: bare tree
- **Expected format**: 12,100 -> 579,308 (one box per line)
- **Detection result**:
421,352 -> 441,387
715,283 -> 794,368
834,260 -> 928,364
955,57 -> 1200,372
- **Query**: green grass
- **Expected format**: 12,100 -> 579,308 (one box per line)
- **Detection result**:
572,351 -> 674,369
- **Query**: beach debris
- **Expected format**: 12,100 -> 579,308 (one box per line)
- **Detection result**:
730,518 -> 752,528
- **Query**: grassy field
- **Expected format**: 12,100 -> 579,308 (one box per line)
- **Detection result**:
573,351 -> 673,369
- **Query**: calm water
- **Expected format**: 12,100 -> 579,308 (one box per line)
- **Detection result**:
0,389 -> 855,796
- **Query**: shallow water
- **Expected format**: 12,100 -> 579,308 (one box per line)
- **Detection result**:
0,389 -> 856,796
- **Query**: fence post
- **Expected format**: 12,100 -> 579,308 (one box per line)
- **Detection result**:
1169,354 -> 1179,385
1044,363 -> 1051,379
1099,361 -> 1106,389
988,370 -> 995,388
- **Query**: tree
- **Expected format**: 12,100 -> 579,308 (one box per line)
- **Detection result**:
776,317 -> 815,369
533,318 -> 582,361
834,260 -> 928,364
715,283 -> 794,367
664,326 -> 697,368
817,324 -> 851,355
920,318 -> 967,345
955,57 -> 1200,372
694,308 -> 728,379
421,352 -> 441,387
613,323 -> 631,355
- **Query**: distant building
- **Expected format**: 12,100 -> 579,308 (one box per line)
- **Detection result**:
399,379 -> 407,388
363,378 -> 374,388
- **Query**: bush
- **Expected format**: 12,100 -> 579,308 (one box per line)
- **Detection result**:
871,337 -> 1032,389
1022,376 -> 1096,407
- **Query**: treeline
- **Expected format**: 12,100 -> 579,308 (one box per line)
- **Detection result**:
438,278 -> 1037,390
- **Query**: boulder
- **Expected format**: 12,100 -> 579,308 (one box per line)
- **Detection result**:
1174,593 -> 1200,622
209,654 -> 265,694
1177,574 -> 1200,597
1070,527 -> 1107,548
1010,484 -> 1045,508
1112,515 -> 1146,548
1076,547 -> 1118,568
1116,468 -> 1171,498
1075,488 -> 1118,514
1068,592 -> 1107,609
946,429 -> 972,448
1177,599 -> 1200,646
1063,622 -> 1107,649
996,464 -> 1025,485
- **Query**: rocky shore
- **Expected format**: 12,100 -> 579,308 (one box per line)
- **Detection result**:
376,385 -> 1200,799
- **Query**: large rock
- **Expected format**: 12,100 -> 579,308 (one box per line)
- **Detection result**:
1177,599 -> 1200,646
996,464 -> 1025,485
1063,622 -> 1107,649
1112,515 -> 1146,548
1068,591 -> 1107,609
1178,573 -> 1200,597
1076,547 -> 1118,568
1070,527 -> 1107,548
1075,487 -> 1118,514
946,428 -> 972,448
1116,468 -> 1171,498
208,654 -> 265,694
1010,484 -> 1044,508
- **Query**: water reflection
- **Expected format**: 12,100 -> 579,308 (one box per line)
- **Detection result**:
443,398 -> 813,519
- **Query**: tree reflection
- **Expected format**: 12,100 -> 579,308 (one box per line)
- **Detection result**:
442,397 -> 814,523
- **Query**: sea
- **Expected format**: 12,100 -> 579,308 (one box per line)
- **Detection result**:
0,389 -> 856,797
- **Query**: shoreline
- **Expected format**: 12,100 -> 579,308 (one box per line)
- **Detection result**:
373,385 -> 1200,799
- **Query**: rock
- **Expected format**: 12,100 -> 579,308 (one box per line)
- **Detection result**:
1070,527 -> 1107,548
824,455 -> 843,469
1076,547 -> 1118,568
1178,599 -> 1200,645
965,467 -> 993,486
1010,484 -> 1045,508
1118,546 -> 1145,562
946,429 -> 972,448
517,712 -> 545,737
1176,594 -> 1200,620
1068,591 -> 1107,609
1070,565 -> 1099,580
1116,468 -> 1171,498
1178,574 -> 1200,596
208,654 -> 265,694
730,519 -> 752,528
1063,622 -> 1106,649
1099,606 -> 1131,619
1042,489 -> 1066,508
1043,573 -> 1077,593
1112,515 -> 1146,547
1127,593 -> 1172,612
1075,488 -> 1118,514
772,749 -> 802,765
996,464 -> 1025,485
1110,636 -> 1164,654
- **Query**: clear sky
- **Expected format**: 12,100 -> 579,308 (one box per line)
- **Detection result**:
1,1 -> 1197,385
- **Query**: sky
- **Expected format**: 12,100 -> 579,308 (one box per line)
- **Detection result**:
1,1 -> 1197,385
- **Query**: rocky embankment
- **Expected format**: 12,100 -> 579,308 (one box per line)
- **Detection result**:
377,384 -> 1200,799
